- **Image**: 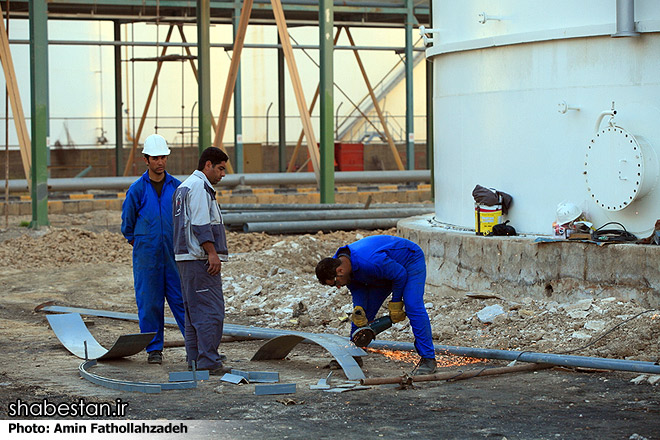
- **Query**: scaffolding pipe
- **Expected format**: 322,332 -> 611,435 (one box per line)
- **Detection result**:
6,170 -> 430,193
244,217 -> 402,233
223,207 -> 432,225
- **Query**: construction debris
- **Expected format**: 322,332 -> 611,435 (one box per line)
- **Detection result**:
220,373 -> 249,385
254,383 -> 296,395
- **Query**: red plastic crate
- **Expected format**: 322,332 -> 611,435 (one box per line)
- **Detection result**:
334,143 -> 364,171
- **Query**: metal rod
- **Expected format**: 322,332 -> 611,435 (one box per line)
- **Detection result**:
361,363 -> 554,386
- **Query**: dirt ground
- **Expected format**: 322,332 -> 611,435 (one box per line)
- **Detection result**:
0,210 -> 659,439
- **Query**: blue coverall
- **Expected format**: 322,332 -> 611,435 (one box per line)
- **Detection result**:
334,235 -> 435,359
121,171 -> 186,352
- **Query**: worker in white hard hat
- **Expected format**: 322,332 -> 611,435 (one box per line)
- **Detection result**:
121,134 -> 186,365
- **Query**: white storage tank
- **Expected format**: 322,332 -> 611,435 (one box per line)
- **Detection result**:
425,0 -> 660,236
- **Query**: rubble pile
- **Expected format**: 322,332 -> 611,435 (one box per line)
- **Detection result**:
0,211 -> 658,363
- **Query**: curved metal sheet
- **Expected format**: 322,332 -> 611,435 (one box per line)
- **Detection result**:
46,313 -> 155,360
79,360 -> 198,393
37,303 -> 366,355
251,333 -> 366,381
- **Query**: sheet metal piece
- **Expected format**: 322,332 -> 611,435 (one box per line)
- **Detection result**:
37,303 -> 368,379
310,372 -> 333,390
324,385 -> 371,393
231,369 -> 280,383
251,334 -> 366,381
254,383 -> 296,395
169,370 -> 210,382
221,373 -> 249,384
36,303 -> 364,352
79,360 -> 197,393
47,313 -> 155,360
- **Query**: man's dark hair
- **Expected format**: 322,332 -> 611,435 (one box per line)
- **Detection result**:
198,147 -> 229,171
315,257 -> 341,284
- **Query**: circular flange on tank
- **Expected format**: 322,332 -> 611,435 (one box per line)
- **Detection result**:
584,126 -> 658,211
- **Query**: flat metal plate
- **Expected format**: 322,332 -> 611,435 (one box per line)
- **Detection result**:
169,370 -> 210,382
46,313 -> 155,360
254,383 -> 296,395
231,369 -> 279,383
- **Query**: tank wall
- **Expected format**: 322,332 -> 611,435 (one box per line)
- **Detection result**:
430,1 -> 660,236
431,0 -> 660,46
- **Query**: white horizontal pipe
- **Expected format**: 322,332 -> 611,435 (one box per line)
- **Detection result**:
243,217 -> 402,233
5,170 -> 430,193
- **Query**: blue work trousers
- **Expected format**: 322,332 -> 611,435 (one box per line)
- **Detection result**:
133,240 -> 186,353
177,260 -> 225,370
350,252 -> 435,358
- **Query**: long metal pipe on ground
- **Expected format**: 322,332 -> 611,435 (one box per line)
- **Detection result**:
366,339 -> 660,375
224,207 -> 433,225
35,303 -> 660,375
6,170 -> 430,193
243,218 -> 403,233
222,203 -> 431,211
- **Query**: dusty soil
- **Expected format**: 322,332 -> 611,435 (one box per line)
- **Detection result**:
0,210 -> 659,439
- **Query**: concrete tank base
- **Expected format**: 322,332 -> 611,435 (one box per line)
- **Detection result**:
398,215 -> 660,309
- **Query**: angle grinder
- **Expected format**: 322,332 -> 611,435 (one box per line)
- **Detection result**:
350,316 -> 393,347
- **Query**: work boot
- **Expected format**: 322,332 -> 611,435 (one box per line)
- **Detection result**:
188,355 -> 227,371
412,358 -> 437,376
147,350 -> 163,365
208,365 -> 233,376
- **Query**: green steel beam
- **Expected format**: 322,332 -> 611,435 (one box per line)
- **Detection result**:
232,1 -> 243,173
197,0 -> 212,153
114,21 -> 123,175
319,0 -> 334,203
277,33 -> 286,172
29,0 -> 49,228
404,0 -> 414,170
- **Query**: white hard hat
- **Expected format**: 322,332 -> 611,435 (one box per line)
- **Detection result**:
556,201 -> 582,225
142,134 -> 171,156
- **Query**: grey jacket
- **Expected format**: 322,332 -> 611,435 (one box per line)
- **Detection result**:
172,170 -> 228,262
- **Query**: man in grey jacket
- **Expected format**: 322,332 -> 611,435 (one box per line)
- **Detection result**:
172,147 -> 230,375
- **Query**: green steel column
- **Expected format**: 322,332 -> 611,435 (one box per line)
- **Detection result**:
29,0 -> 49,228
319,0 -> 334,203
197,0 -> 212,153
114,21 -> 123,176
233,2 -> 244,173
277,33 -> 286,172
405,0 -> 414,170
